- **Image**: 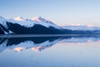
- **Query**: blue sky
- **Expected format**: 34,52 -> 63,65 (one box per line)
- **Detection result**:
0,0 -> 100,26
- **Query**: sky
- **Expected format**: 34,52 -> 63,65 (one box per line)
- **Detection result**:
0,0 -> 100,26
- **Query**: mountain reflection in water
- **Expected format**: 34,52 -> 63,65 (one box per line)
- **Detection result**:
0,35 -> 100,52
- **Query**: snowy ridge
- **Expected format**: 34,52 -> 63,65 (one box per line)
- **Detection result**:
62,24 -> 100,31
0,16 -> 10,34
8,19 -> 35,28
32,16 -> 51,22
0,16 -> 8,28
32,16 -> 60,28
7,16 -> 60,28
14,17 -> 26,21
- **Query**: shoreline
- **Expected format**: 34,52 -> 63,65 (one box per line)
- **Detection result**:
0,34 -> 100,38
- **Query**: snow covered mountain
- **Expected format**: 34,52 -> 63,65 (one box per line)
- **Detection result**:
11,16 -> 60,28
0,16 -> 100,34
0,16 -> 63,34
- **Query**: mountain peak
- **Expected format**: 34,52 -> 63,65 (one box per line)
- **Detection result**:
32,16 -> 50,22
14,17 -> 25,21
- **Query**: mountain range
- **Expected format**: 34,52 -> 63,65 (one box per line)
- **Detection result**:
0,16 -> 100,34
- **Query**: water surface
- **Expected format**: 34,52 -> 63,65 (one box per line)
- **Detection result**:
0,35 -> 100,67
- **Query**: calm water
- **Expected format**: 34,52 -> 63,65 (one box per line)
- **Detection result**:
0,36 -> 100,67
